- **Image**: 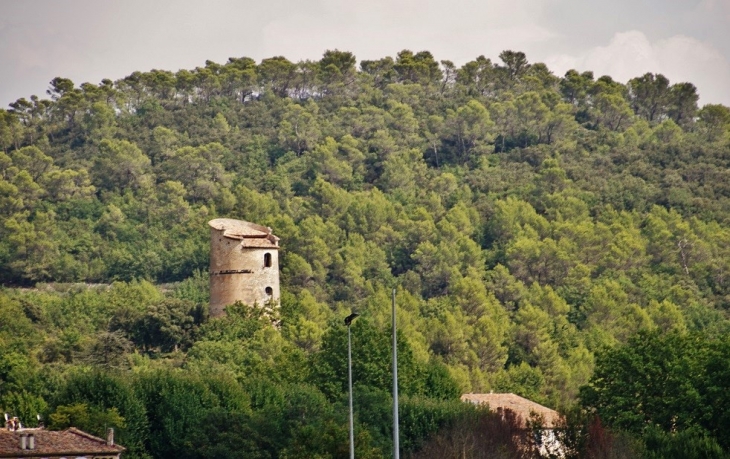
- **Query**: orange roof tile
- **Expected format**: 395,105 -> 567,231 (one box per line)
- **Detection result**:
0,428 -> 124,457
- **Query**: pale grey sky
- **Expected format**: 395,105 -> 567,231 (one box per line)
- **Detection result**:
1,0 -> 729,107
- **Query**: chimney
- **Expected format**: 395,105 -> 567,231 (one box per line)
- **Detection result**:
27,434 -> 35,450
19,433 -> 27,450
107,428 -> 114,446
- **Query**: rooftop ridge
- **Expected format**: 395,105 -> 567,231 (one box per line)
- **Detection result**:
65,427 -> 111,445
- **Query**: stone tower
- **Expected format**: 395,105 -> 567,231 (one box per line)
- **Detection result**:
208,218 -> 280,317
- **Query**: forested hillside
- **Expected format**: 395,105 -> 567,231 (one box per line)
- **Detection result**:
2,49 -> 730,457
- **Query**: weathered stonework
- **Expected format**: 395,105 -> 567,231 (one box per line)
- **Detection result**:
208,218 -> 280,317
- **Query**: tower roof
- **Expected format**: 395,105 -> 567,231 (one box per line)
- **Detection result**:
208,218 -> 279,246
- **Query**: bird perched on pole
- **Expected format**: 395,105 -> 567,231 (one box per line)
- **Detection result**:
344,312 -> 359,326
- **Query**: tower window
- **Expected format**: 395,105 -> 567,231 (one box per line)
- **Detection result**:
265,287 -> 273,296
264,253 -> 272,267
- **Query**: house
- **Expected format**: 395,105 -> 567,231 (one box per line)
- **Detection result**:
461,392 -> 563,457
0,426 -> 124,458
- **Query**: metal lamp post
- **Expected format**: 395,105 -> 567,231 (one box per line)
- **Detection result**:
392,288 -> 400,459
344,312 -> 359,459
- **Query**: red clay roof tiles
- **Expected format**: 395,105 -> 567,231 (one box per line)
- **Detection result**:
0,427 -> 124,457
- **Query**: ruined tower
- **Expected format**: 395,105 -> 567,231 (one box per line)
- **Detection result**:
208,218 -> 280,317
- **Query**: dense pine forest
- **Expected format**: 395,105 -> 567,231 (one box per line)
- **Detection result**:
2,49 -> 730,457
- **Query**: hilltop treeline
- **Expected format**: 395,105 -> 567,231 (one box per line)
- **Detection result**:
2,49 -> 730,457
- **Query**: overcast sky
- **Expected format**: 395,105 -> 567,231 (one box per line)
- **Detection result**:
1,0 -> 729,107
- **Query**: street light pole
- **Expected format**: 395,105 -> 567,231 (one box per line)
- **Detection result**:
348,323 -> 354,459
392,288 -> 400,459
345,312 -> 359,459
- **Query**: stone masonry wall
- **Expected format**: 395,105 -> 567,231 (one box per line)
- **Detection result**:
209,226 -> 280,317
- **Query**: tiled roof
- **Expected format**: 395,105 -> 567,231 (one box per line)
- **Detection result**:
461,393 -> 561,428
209,218 -> 280,246
241,238 -> 279,248
0,428 -> 124,457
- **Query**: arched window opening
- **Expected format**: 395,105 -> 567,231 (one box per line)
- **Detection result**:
265,287 -> 273,296
264,253 -> 272,268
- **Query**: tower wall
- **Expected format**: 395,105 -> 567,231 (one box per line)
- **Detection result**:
208,219 -> 280,317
